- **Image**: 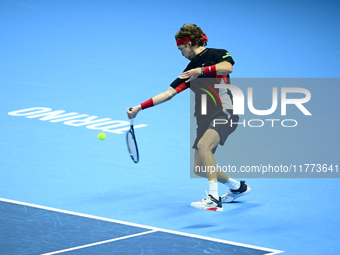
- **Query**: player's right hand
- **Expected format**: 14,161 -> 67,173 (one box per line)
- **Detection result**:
127,106 -> 141,119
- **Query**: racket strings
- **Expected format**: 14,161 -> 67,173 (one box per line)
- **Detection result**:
127,130 -> 138,162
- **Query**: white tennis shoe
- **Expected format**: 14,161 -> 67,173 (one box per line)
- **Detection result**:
221,180 -> 251,202
191,192 -> 223,211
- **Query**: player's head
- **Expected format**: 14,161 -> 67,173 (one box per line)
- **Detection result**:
175,23 -> 208,60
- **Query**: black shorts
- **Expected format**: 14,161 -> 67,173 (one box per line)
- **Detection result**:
192,114 -> 239,153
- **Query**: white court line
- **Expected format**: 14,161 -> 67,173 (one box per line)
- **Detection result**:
40,230 -> 157,255
0,197 -> 284,255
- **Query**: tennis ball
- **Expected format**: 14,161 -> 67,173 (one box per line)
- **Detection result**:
98,132 -> 106,140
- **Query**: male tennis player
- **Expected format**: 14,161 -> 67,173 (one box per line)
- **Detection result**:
127,23 -> 250,211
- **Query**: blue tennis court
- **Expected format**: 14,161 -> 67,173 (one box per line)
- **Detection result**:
1,1 -> 340,254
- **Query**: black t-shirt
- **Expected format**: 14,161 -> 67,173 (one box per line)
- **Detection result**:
170,48 -> 235,124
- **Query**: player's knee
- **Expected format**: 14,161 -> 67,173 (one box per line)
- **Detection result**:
197,142 -> 210,153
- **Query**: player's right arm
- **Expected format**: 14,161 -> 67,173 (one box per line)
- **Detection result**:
127,78 -> 189,119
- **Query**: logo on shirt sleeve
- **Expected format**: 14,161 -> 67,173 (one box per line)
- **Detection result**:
222,53 -> 231,58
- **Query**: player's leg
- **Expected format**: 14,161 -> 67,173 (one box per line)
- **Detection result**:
210,114 -> 251,203
193,147 -> 232,183
193,149 -> 206,178
196,128 -> 220,182
191,129 -> 223,211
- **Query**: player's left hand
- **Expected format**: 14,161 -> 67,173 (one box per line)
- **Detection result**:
178,67 -> 201,83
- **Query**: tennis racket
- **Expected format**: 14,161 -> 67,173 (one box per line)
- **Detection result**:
126,108 -> 139,163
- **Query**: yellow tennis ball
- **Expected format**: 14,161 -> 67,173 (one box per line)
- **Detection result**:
98,132 -> 106,140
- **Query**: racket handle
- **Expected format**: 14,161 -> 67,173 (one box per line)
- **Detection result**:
128,107 -> 134,125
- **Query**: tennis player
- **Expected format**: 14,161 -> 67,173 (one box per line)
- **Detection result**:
127,23 -> 250,211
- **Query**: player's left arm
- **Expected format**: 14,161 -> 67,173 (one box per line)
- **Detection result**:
178,61 -> 233,83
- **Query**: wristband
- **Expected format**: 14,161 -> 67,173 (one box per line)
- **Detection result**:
203,65 -> 217,76
141,98 -> 154,110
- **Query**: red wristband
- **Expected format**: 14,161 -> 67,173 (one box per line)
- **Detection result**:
203,65 -> 217,76
141,98 -> 154,110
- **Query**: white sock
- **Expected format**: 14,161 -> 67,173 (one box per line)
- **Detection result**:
225,178 -> 240,190
209,180 -> 219,199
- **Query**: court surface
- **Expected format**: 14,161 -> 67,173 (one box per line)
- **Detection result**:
1,1 -> 340,254
1,198 -> 282,254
